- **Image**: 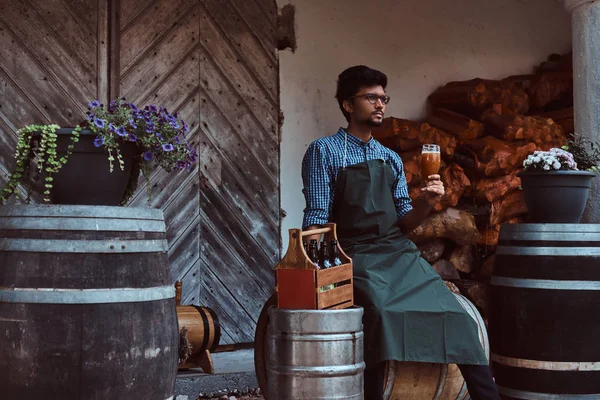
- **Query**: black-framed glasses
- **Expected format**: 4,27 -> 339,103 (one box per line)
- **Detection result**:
350,93 -> 391,105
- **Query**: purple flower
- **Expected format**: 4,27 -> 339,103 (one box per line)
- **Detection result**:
108,100 -> 118,112
94,118 -> 105,129
94,136 -> 105,147
128,133 -> 137,142
174,136 -> 181,144
162,143 -> 174,152
143,151 -> 153,161
88,100 -> 100,108
145,124 -> 154,134
156,132 -> 164,141
117,127 -> 127,137
182,121 -> 189,134
86,113 -> 95,121
148,104 -> 158,113
129,103 -> 138,112
175,160 -> 187,169
129,119 -> 137,129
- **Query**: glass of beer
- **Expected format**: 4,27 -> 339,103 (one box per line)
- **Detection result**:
421,144 -> 441,180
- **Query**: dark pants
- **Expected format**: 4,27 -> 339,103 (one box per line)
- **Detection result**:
364,362 -> 501,400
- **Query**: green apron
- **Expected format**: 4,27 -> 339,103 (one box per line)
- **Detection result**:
332,158 -> 488,367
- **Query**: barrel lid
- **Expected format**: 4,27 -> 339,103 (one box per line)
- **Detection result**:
0,205 -> 164,221
268,306 -> 364,333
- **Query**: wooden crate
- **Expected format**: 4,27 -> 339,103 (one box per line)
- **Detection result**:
276,223 -> 354,310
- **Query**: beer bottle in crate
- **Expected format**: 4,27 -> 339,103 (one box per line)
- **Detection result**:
330,239 -> 343,266
319,241 -> 335,291
308,239 -> 320,269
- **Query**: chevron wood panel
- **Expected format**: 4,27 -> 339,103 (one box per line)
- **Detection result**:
120,0 -> 280,343
0,0 -> 279,344
0,0 -> 102,192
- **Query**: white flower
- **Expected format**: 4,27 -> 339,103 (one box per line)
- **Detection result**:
543,164 -> 551,170
553,161 -> 561,170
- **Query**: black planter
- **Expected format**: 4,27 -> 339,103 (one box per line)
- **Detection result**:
37,128 -> 140,205
517,169 -> 596,223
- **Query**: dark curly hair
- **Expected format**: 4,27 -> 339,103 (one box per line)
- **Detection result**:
335,66 -> 388,122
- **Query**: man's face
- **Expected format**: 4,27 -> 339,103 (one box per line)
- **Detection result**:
344,85 -> 388,127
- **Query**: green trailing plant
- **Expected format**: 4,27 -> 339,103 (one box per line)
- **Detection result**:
562,134 -> 600,173
0,125 -> 80,203
1,97 -> 197,205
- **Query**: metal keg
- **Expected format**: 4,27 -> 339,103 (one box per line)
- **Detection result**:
266,306 -> 365,399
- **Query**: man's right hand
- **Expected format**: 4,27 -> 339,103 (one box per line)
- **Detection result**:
303,224 -> 322,248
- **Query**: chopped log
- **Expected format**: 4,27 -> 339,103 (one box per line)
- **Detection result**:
455,200 -> 491,228
444,280 -> 461,294
474,170 -> 521,203
536,107 -> 574,136
373,118 -> 457,157
490,190 -> 528,226
482,113 -> 566,147
428,78 -> 529,120
434,164 -> 471,212
476,254 -> 496,282
461,136 -> 538,177
503,74 -> 537,92
449,279 -> 489,318
449,245 -> 475,274
476,217 -> 525,248
426,108 -> 484,142
417,239 -> 446,263
536,52 -> 573,74
408,208 -> 479,246
432,259 -> 461,280
400,151 -> 421,186
528,71 -> 573,110
477,224 -> 500,248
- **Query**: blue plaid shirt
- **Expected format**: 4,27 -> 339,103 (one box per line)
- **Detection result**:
301,128 -> 413,229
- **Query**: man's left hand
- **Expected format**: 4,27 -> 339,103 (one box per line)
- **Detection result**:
421,174 -> 445,206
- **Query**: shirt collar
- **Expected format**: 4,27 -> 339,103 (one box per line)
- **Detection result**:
337,128 -> 375,148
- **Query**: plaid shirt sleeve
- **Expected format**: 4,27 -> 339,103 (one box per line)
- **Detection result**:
301,141 -> 332,229
389,150 -> 413,220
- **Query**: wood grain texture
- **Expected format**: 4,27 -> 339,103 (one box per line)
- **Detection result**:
0,0 -> 279,345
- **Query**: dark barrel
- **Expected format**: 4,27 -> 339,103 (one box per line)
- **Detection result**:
0,205 -> 179,400
489,223 -> 600,399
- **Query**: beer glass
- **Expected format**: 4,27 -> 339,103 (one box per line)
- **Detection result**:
421,144 -> 441,180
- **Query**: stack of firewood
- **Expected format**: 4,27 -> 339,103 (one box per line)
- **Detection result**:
373,53 -> 573,321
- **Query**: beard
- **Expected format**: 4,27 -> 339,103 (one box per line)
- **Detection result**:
366,113 -> 384,127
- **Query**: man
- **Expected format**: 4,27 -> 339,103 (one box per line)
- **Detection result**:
301,66 -> 501,400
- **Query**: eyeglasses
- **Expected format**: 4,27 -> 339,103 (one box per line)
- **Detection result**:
350,93 -> 391,105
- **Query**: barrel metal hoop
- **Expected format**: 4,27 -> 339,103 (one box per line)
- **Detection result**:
497,385 -> 600,399
500,232 -> 600,242
0,205 -> 165,221
496,246 -> 600,256
492,353 -> 600,371
0,239 -> 168,253
491,276 -> 600,290
266,332 -> 364,342
0,285 -> 175,304
266,362 -> 366,377
0,217 -> 166,233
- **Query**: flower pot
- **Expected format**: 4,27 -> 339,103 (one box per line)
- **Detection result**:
517,169 -> 596,223
38,128 -> 140,205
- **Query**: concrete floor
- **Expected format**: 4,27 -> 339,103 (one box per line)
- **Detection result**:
175,349 -> 258,398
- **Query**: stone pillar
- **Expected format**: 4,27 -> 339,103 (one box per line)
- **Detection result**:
564,0 -> 600,222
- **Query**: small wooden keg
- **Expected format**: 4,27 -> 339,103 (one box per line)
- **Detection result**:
175,282 -> 221,371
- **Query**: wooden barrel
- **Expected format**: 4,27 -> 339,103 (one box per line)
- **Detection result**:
266,306 -> 365,399
382,293 -> 490,400
489,223 -> 600,399
0,205 -> 179,400
177,305 -> 221,369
